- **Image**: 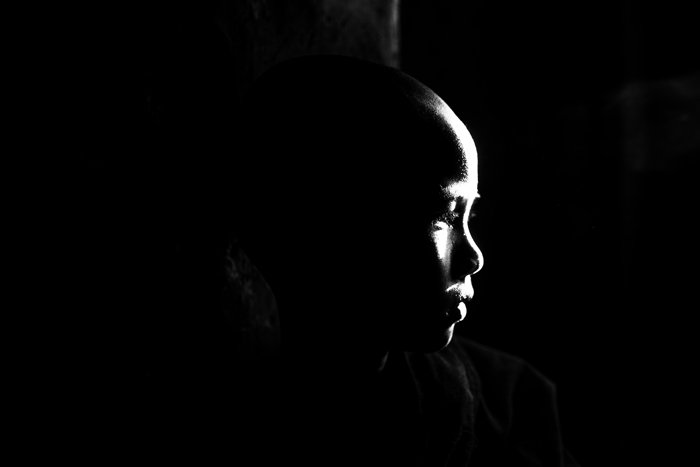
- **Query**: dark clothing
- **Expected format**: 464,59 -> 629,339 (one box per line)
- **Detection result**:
452,338 -> 579,467
130,336 -> 577,466
262,336 -> 578,466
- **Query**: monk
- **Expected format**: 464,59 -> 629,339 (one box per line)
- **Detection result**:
229,55 -> 578,466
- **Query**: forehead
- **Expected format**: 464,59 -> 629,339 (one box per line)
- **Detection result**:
401,95 -> 478,191
435,100 -> 478,185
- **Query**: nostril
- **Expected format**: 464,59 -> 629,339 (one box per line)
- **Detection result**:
466,257 -> 482,276
451,235 -> 484,279
452,256 -> 482,281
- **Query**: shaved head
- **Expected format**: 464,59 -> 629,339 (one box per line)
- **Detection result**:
237,55 -> 476,235
233,55 -> 482,354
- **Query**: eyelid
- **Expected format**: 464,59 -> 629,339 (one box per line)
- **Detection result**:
434,210 -> 459,228
432,194 -> 481,227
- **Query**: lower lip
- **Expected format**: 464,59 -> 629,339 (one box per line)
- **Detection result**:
457,302 -> 467,321
443,302 -> 467,326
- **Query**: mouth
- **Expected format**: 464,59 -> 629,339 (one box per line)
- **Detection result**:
444,300 -> 467,325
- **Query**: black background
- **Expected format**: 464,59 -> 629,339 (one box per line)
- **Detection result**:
400,1 -> 699,466
28,1 -> 699,465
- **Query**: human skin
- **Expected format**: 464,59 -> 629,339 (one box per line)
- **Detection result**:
241,57 -> 485,372
373,94 -> 484,355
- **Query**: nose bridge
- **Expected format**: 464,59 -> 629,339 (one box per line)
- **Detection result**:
467,229 -> 484,275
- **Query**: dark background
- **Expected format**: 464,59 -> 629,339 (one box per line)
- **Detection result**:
34,1 -> 698,465
400,2 -> 699,466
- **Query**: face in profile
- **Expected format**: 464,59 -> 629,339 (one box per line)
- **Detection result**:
290,93 -> 484,354
366,97 -> 484,353
245,57 -> 484,354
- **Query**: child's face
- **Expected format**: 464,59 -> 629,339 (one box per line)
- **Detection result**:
260,74 -> 485,354
376,102 -> 484,352
308,98 -> 485,353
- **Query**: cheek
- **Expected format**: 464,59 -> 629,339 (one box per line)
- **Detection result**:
356,225 -> 447,299
396,231 -> 450,298
431,228 -> 449,263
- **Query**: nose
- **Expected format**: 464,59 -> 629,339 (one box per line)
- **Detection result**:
450,230 -> 484,281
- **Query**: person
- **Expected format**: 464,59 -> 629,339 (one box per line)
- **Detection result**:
228,55 -> 579,466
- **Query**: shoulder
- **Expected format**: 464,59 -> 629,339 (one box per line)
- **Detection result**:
448,335 -> 557,402
446,334 -> 559,427
408,335 -> 554,405
445,336 -> 577,466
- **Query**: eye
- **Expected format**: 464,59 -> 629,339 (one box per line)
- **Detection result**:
439,210 -> 459,223
428,197 -> 469,230
433,208 -> 459,230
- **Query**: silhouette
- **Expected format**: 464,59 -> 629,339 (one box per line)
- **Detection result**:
223,55 -> 579,466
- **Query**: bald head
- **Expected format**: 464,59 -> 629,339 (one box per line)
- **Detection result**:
238,55 -> 476,219
233,56 -> 482,349
234,57 -> 482,347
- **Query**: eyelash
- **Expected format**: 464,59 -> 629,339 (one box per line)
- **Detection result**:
434,207 -> 478,227
437,211 -> 459,224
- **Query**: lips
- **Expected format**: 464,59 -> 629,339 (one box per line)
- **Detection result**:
403,292 -> 472,329
444,300 -> 467,325
456,302 -> 467,321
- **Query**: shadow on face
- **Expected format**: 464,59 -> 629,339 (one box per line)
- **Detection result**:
237,55 -> 483,354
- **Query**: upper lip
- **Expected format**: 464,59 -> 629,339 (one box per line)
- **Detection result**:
447,293 -> 471,309
452,284 -> 474,303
